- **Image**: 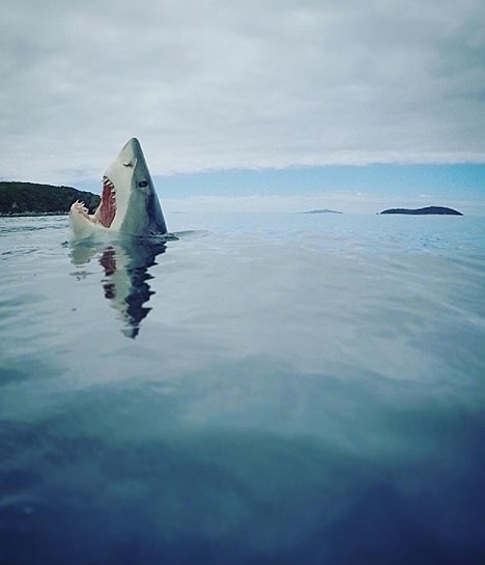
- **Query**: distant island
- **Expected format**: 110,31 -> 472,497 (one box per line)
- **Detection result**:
379,206 -> 463,216
302,209 -> 343,215
0,181 -> 100,216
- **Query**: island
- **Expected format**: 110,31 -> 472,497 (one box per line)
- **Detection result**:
0,181 -> 100,216
379,206 -> 463,216
302,209 -> 343,215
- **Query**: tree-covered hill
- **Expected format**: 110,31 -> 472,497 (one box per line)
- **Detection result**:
379,206 -> 463,216
0,182 -> 100,216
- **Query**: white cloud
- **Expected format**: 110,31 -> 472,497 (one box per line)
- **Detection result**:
1,0 -> 484,183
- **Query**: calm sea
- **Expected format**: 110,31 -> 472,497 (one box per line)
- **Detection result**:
1,212 -> 484,564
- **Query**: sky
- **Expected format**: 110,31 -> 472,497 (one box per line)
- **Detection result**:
1,0 -> 485,214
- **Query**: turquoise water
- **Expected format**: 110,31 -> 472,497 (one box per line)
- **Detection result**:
1,213 -> 485,564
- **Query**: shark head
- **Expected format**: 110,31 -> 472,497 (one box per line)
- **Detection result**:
96,137 -> 168,235
70,138 -> 168,239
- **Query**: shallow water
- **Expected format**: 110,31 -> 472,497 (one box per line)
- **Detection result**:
1,213 -> 485,564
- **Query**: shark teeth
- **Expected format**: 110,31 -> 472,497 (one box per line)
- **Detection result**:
72,200 -> 89,217
95,176 -> 117,228
103,176 -> 116,200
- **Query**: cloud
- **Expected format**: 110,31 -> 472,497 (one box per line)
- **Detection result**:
1,0 -> 484,184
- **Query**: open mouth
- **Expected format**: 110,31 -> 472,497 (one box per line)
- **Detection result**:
95,176 -> 117,227
71,175 -> 117,228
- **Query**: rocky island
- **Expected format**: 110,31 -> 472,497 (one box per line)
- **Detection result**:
379,206 -> 463,216
0,181 -> 100,216
302,209 -> 343,215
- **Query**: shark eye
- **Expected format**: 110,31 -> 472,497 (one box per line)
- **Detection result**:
138,180 -> 148,188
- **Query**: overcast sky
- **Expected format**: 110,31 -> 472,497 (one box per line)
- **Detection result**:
1,0 -> 484,211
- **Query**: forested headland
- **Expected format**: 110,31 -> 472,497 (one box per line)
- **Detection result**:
0,181 -> 100,216
379,206 -> 463,216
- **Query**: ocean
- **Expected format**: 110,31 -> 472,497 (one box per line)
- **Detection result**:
1,212 -> 484,564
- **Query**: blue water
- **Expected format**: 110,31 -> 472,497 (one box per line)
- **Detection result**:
1,212 -> 485,564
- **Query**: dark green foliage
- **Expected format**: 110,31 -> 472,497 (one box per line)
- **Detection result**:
0,182 -> 100,215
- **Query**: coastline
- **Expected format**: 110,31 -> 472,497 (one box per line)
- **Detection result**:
0,211 -> 70,217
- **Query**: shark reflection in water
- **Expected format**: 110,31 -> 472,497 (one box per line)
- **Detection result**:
70,237 -> 169,338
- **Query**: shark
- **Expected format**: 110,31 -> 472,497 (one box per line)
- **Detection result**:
70,138 -> 174,240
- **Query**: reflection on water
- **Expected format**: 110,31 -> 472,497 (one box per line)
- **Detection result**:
69,237 -> 168,338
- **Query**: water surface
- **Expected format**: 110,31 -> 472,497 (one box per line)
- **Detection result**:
1,213 -> 484,564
